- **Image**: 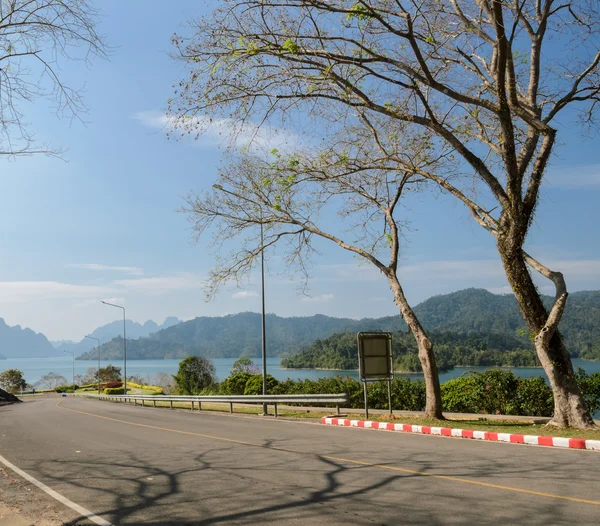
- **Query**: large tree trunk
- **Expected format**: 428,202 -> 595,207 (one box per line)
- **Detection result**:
387,272 -> 443,419
497,231 -> 595,429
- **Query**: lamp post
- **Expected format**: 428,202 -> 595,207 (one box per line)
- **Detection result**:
260,216 -> 268,415
101,301 -> 127,395
85,335 -> 101,396
213,183 -> 268,415
63,350 -> 74,392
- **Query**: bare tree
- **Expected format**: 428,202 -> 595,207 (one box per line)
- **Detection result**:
184,139 -> 445,418
154,372 -> 177,395
0,0 -> 106,157
35,372 -> 68,390
169,1 -> 600,428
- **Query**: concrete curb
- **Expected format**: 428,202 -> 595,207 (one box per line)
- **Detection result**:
321,417 -> 600,451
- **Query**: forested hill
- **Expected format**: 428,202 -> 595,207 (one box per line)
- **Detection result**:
77,289 -> 600,361
78,312 -> 399,360
280,331 -> 541,372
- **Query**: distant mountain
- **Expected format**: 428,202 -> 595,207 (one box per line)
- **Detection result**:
77,289 -> 600,361
56,317 -> 182,356
78,312 -> 386,360
0,318 -> 59,358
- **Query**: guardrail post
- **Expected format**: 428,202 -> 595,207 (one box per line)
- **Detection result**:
142,399 -> 145,407
229,402 -> 233,414
191,401 -> 195,411
198,401 -> 202,411
336,404 -> 340,415
134,399 -> 137,406
153,400 -> 156,408
274,403 -> 278,418
170,400 -> 173,409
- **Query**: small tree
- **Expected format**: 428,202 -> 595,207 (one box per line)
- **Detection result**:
0,369 -> 27,394
174,356 -> 216,395
35,372 -> 68,390
230,357 -> 260,376
183,150 -> 444,418
95,365 -> 122,383
153,372 -> 177,395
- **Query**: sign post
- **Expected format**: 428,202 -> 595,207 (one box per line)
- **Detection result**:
357,332 -> 393,419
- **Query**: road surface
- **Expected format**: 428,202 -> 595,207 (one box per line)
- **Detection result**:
1,397 -> 599,525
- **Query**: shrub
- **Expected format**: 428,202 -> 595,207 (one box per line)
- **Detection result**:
477,369 -> 519,415
390,377 -> 426,411
220,372 -> 253,395
513,377 -> 553,417
441,374 -> 484,413
55,384 -> 79,393
104,387 -> 125,395
103,382 -> 123,389
576,369 -> 600,414
244,374 -> 279,395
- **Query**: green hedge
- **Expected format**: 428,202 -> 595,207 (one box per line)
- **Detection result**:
55,384 -> 79,393
104,387 -> 125,395
211,369 -> 600,417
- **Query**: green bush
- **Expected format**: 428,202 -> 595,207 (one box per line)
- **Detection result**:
441,374 -> 484,413
212,368 -> 600,417
104,387 -> 125,395
220,372 -> 253,395
477,369 -> 519,415
514,377 -> 553,417
244,374 -> 279,395
55,384 -> 79,393
576,369 -> 600,414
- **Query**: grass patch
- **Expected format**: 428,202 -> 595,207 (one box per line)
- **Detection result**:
342,413 -> 600,440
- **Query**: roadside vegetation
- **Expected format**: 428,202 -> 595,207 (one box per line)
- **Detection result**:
110,358 -> 600,419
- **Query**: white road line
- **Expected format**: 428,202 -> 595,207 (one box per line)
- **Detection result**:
0,453 -> 113,526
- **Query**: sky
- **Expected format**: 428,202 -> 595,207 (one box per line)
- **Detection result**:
1,0 -> 599,342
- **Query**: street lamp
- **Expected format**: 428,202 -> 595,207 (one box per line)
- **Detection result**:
85,335 -> 101,396
260,215 -> 268,415
213,183 -> 268,414
101,301 -> 127,395
63,350 -> 74,392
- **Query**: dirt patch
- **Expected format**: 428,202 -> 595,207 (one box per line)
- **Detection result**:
0,466 -> 96,526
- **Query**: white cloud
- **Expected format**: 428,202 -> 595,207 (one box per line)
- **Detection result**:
134,110 -> 298,153
319,259 -> 505,283
318,257 -> 600,286
232,290 -> 259,299
546,165 -> 600,189
0,281 -> 117,303
114,274 -> 205,295
67,263 -> 144,276
0,273 -> 207,304
400,259 -> 505,280
301,293 -> 335,303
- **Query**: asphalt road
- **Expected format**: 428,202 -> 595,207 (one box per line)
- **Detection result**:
1,397 -> 599,525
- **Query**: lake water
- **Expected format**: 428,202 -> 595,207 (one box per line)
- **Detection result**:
3,356 -> 600,385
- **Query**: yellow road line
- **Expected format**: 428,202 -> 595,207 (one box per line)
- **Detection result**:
56,400 -> 600,507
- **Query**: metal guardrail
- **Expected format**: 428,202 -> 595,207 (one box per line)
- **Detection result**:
93,393 -> 350,417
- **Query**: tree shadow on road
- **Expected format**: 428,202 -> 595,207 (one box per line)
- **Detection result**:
30,437 -> 580,526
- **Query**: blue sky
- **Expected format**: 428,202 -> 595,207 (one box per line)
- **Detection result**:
1,0 -> 599,341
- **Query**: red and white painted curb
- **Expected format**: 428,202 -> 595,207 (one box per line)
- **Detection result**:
321,417 -> 600,451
